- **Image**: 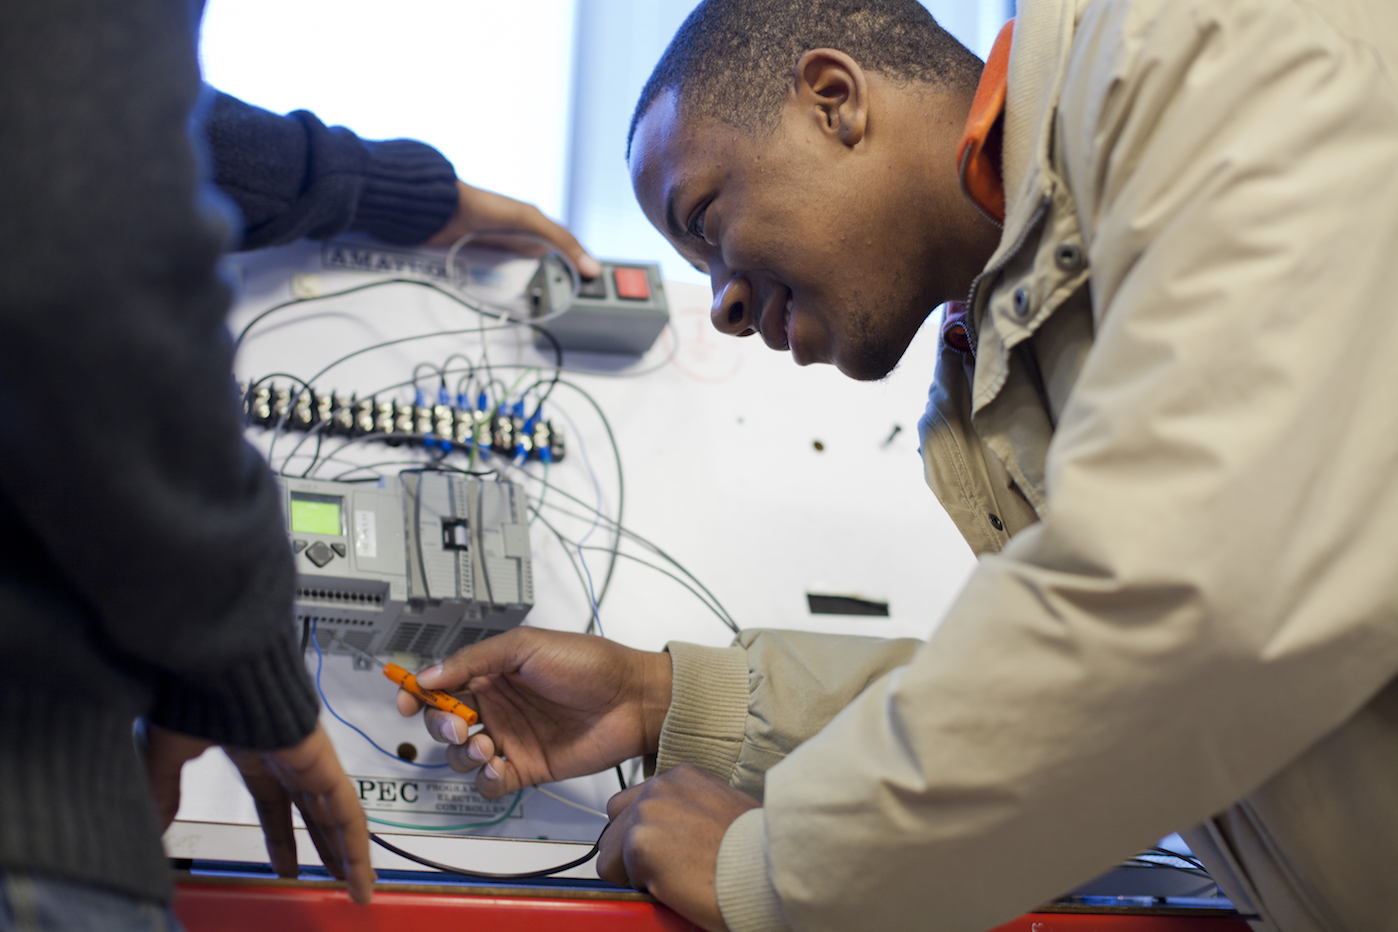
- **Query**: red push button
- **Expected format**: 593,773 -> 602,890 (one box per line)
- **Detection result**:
613,267 -> 650,300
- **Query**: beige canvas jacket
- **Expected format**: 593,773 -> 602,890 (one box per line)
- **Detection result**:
653,0 -> 1398,930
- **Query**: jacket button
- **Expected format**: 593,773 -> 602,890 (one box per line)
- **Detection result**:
1054,243 -> 1083,271
1011,288 -> 1031,319
989,513 -> 1004,531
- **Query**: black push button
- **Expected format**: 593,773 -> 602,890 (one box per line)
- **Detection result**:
331,542 -> 347,557
292,540 -> 308,553
577,274 -> 608,299
306,541 -> 334,567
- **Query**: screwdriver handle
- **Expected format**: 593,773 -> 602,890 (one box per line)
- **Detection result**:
383,664 -> 478,726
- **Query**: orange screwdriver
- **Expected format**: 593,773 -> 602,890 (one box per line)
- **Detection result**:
327,630 -> 478,726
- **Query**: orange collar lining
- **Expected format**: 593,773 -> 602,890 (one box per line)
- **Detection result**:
955,20 -> 1014,225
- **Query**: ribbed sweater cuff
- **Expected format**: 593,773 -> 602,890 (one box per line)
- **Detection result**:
149,634 -> 319,749
656,642 -> 749,781
351,138 -> 458,245
717,809 -> 790,932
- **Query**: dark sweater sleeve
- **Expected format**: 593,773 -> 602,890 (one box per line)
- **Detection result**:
0,1 -> 317,750
205,91 -> 459,249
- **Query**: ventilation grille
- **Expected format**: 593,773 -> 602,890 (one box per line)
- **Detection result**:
384,621 -> 448,655
308,624 -> 375,653
445,626 -> 486,655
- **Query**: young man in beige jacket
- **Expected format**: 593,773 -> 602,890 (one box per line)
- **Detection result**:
398,1 -> 1398,930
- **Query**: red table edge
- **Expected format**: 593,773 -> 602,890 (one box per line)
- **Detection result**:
173,874 -> 1253,931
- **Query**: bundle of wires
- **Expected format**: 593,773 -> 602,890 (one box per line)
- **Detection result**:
241,242 -> 735,880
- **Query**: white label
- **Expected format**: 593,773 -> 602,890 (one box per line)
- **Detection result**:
354,509 -> 378,559
350,775 -> 518,819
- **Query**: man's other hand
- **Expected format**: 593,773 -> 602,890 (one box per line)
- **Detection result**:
399,627 -> 672,797
224,724 -> 376,905
599,764 -> 760,932
426,180 -> 602,279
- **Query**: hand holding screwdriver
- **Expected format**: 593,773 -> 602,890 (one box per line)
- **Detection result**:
328,631 -> 477,726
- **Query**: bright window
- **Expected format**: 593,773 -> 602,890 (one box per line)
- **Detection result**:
198,0 -> 578,221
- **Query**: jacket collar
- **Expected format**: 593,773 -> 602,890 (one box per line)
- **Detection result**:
958,0 -> 1081,376
944,20 -> 1015,354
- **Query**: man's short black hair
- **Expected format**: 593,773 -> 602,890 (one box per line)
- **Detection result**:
627,0 -> 983,159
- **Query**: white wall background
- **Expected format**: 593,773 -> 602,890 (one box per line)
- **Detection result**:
199,0 -> 1013,282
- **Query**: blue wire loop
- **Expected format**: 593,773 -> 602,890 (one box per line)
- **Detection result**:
310,617 -> 450,770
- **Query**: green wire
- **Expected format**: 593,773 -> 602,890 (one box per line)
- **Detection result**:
366,788 -> 524,832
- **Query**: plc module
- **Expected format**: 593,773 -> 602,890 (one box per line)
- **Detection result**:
277,474 -> 533,662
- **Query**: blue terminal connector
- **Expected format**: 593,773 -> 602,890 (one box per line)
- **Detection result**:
540,446 -> 554,464
477,391 -> 489,412
438,386 -> 450,406
438,438 -> 453,453
457,392 -> 468,411
415,388 -> 426,408
511,400 -> 525,419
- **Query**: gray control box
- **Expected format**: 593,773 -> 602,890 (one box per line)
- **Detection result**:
278,474 -> 533,662
529,258 -> 669,355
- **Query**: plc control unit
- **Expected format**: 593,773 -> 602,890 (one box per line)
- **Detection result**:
278,474 -> 533,662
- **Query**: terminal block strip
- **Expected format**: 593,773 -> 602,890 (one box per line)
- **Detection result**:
241,381 -> 566,464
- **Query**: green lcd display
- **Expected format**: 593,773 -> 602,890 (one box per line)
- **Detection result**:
289,493 -> 343,536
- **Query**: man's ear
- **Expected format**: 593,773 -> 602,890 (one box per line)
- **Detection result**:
793,49 -> 869,148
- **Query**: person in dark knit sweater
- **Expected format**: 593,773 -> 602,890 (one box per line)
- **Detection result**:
0,1 -> 594,927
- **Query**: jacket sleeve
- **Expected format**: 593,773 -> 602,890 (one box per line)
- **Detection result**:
713,1 -> 1398,930
657,633 -> 923,799
0,0 -> 318,748
204,91 -> 459,249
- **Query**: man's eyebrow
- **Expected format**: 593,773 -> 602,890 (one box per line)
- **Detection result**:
664,187 -> 685,238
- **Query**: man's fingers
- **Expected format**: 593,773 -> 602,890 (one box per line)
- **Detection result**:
508,207 -> 601,279
443,732 -> 494,774
396,688 -> 424,717
227,750 -> 300,878
416,627 -> 535,691
296,801 -> 342,880
606,783 -> 644,820
596,802 -> 634,887
473,754 -> 525,799
264,725 -> 376,904
422,706 -> 477,745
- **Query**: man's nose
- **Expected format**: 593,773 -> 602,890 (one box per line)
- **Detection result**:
710,277 -> 758,337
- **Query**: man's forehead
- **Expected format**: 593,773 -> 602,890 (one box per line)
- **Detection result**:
630,92 -> 689,188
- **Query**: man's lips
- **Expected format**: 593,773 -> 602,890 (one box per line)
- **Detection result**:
757,291 -> 793,352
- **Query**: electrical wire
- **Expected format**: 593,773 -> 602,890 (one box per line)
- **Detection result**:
518,482 -> 738,633
370,825 -> 606,881
310,617 -> 450,770
533,786 -> 608,820
544,379 -> 625,628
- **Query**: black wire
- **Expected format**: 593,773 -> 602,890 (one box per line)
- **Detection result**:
370,823 -> 608,881
234,276 -> 529,353
614,766 -> 627,791
547,379 -> 626,631
527,488 -> 738,633
412,362 -> 444,399
327,458 -> 497,482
